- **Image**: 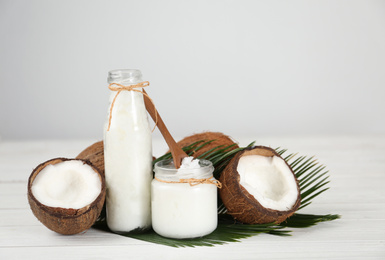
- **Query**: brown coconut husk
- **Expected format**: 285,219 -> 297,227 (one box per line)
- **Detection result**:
173,132 -> 239,158
219,146 -> 301,224
76,141 -> 105,177
76,141 -> 156,175
27,158 -> 106,235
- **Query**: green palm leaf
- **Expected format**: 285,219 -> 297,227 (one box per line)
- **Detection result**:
280,213 -> 340,228
94,140 -> 340,247
94,215 -> 291,248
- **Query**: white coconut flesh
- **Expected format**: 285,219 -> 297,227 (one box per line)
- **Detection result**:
237,155 -> 299,211
31,161 -> 102,209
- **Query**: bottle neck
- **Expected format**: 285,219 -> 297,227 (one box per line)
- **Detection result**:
108,69 -> 143,85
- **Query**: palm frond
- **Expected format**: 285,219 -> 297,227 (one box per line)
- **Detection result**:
280,213 -> 340,228
94,215 -> 290,248
93,140 -> 340,247
279,149 -> 331,210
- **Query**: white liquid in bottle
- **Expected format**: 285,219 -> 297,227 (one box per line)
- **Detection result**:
104,69 -> 152,233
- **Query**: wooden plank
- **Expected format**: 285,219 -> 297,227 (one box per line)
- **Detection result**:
0,136 -> 384,259
0,241 -> 384,260
0,139 -> 169,182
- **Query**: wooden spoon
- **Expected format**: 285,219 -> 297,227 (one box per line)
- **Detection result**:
142,89 -> 188,168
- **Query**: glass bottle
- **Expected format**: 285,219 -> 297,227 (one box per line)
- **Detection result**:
103,69 -> 152,233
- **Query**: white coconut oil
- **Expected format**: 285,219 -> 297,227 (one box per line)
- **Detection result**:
151,157 -> 218,239
104,69 -> 152,233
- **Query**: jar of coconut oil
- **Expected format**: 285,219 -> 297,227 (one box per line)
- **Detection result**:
151,157 -> 219,239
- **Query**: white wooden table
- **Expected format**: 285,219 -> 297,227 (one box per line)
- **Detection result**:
1,135 -> 384,259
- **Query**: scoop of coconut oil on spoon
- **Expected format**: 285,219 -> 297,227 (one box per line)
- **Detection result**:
142,89 -> 188,168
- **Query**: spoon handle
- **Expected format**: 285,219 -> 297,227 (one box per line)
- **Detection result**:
142,89 -> 187,168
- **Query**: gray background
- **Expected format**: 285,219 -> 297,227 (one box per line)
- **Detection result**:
1,0 -> 384,140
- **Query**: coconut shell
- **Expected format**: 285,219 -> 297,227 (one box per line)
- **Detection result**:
76,141 -> 156,175
174,132 -> 239,158
27,158 -> 106,235
219,146 -> 301,224
76,141 -> 105,177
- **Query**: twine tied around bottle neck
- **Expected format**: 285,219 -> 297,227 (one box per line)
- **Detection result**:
154,176 -> 222,189
107,81 -> 157,132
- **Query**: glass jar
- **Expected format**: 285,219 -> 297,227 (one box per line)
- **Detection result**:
103,69 -> 152,233
151,159 -> 218,239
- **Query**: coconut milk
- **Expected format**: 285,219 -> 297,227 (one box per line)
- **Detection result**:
104,69 -> 152,233
151,158 -> 218,239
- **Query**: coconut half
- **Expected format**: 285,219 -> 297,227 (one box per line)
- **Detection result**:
27,158 -> 106,235
219,146 -> 301,224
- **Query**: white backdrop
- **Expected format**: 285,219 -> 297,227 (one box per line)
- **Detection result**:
1,0 -> 384,140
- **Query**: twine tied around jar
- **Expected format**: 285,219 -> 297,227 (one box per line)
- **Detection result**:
155,176 -> 222,189
107,81 -> 157,132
